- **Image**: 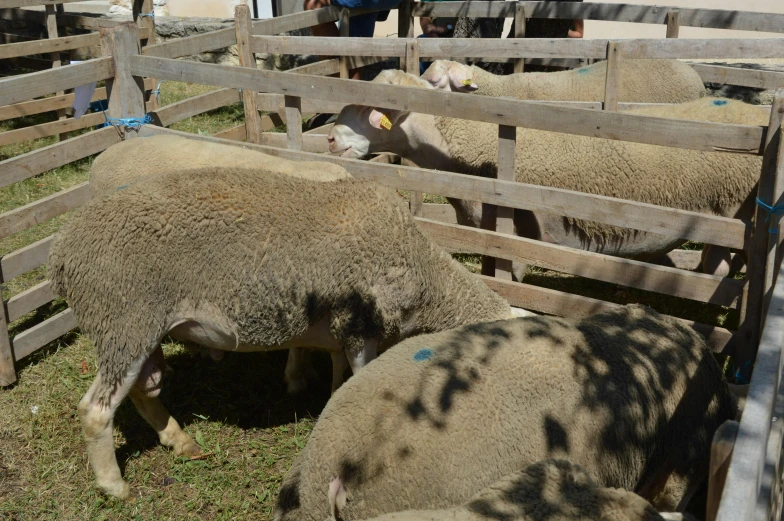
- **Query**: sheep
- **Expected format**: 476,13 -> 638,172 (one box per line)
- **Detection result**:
49,167 -> 524,499
329,460 -> 694,521
89,134 -> 353,393
273,304 -> 735,521
420,59 -> 706,103
327,70 -> 765,278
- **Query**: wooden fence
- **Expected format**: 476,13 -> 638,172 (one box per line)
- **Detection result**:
2,2 -> 784,520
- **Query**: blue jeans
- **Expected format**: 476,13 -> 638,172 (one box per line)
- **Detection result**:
418,34 -> 431,75
332,0 -> 401,37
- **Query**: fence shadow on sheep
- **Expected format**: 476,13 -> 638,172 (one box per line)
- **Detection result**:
3,1 -> 784,520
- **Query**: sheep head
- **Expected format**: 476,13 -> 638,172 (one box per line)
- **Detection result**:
421,60 -> 479,93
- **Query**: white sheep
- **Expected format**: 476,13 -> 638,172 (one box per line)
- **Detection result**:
420,59 -> 706,103
273,304 -> 735,521
49,167 -> 526,499
328,460 -> 695,521
327,71 -> 764,278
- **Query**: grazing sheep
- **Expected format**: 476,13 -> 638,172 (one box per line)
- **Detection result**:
327,71 -> 764,277
274,304 -> 735,521
421,59 -> 706,103
50,168 -> 521,499
330,460 -> 693,521
90,134 -> 353,393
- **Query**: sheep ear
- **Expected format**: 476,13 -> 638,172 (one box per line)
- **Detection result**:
447,63 -> 479,92
368,109 -> 405,130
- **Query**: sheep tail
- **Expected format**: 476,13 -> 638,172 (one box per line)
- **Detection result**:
328,476 -> 347,521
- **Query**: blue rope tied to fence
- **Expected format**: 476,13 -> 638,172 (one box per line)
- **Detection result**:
138,10 -> 155,19
101,106 -> 152,130
734,360 -> 752,385
756,197 -> 784,234
150,80 -> 165,101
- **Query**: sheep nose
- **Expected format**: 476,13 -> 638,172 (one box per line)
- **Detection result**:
327,135 -> 337,152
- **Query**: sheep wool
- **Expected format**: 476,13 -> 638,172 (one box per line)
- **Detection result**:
352,459 -> 674,521
469,59 -> 705,103
49,168 -> 511,389
274,304 -> 735,521
89,134 -> 351,198
433,97 -> 764,249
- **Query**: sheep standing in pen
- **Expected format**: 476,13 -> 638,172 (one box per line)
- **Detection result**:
89,134 -> 352,393
328,460 -> 694,521
273,304 -> 735,521
327,71 -> 765,278
420,59 -> 706,103
49,167 -> 527,499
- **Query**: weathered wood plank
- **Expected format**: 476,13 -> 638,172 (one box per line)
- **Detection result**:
213,123 -> 247,141
512,2 -> 526,74
251,6 -> 340,36
416,218 -> 744,307
666,8 -> 680,38
141,27 -> 235,59
251,35 -> 405,57
0,111 -> 105,148
621,38 -> 784,60
257,92 -> 347,114
235,4 -> 262,144
0,305 -> 14,386
131,55 -> 766,155
260,131 -> 328,153
138,125 -> 750,251
150,88 -> 239,128
418,37 -> 608,59
4,280 -> 54,323
0,182 -> 90,240
0,32 -> 98,60
692,64 -> 784,91
284,95 -> 302,151
101,22 -> 146,139
0,56 -> 114,107
478,275 -> 735,354
603,42 -> 620,112
11,308 -> 77,361
0,127 -> 119,190
1,236 -> 54,282
494,124 -> 516,280
0,8 -> 147,35
707,421 -> 739,521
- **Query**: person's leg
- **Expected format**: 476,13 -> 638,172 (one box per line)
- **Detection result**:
343,11 -> 378,79
303,0 -> 339,37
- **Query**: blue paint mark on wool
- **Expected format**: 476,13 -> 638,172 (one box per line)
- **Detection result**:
116,184 -> 129,191
413,349 -> 433,362
712,100 -> 727,106
577,67 -> 589,75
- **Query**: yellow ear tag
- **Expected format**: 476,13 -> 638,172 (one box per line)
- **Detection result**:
380,114 -> 393,130
461,79 -> 474,86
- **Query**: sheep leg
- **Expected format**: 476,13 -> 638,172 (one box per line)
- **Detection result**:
284,348 -> 309,394
345,339 -> 378,374
330,351 -> 349,393
77,355 -> 148,499
128,388 -> 201,457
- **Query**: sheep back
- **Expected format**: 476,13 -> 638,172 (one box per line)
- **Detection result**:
470,59 -> 705,103
89,135 -> 351,198
274,304 -> 734,521
49,169 -> 509,388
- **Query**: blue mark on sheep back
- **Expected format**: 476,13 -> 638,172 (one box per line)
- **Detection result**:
577,67 -> 589,75
413,349 -> 433,362
116,184 -> 129,191
713,100 -> 728,106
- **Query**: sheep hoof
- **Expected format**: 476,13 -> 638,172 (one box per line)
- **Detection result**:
286,377 -> 308,395
99,479 -> 131,500
174,437 -> 202,458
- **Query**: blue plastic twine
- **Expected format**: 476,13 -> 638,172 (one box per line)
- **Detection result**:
101,106 -> 152,130
138,10 -> 154,19
150,80 -> 165,101
734,360 -> 752,385
755,197 -> 784,234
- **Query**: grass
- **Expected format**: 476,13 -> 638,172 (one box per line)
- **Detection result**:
0,75 -> 743,519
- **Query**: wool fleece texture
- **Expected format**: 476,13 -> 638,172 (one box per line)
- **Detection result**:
48,169 -> 510,389
89,134 -> 351,198
274,305 -> 734,521
433,97 -> 764,243
352,459 -> 681,521
469,59 -> 705,103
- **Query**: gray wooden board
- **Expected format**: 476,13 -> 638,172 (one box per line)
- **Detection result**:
12,307 -> 77,360
130,55 -> 766,155
251,6 -> 340,35
0,111 -> 106,147
416,217 -> 744,307
0,127 -> 120,189
691,64 -> 784,91
138,126 -> 748,250
141,27 -> 235,59
152,88 -> 240,128
252,35 -> 405,56
213,124 -> 247,141
0,182 -> 89,240
5,280 -> 54,323
261,131 -> 328,152
1,236 -> 54,282
0,32 -> 98,60
0,56 -> 114,107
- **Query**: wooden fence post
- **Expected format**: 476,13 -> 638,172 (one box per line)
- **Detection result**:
398,0 -> 414,70
706,420 -> 739,521
666,8 -> 681,39
134,0 -> 158,110
513,2 -> 526,74
339,8 -> 350,79
0,309 -> 16,386
603,41 -> 621,111
404,37 -> 423,216
45,3 -> 68,141
235,4 -> 262,143
284,95 -> 303,150
100,22 -> 147,140
738,90 -> 784,379
494,124 -> 516,280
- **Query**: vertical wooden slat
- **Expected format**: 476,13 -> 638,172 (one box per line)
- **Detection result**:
0,309 -> 15,386
235,4 -> 262,143
513,2 -> 526,74
495,124 -> 516,280
762,92 -> 784,321
46,4 -> 68,141
404,37 -> 423,216
707,420 -> 739,521
603,41 -> 621,111
739,90 -> 784,380
284,95 -> 303,151
398,0 -> 413,70
339,8 -> 350,79
666,8 -> 681,38
134,0 -> 158,110
101,22 -> 146,139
